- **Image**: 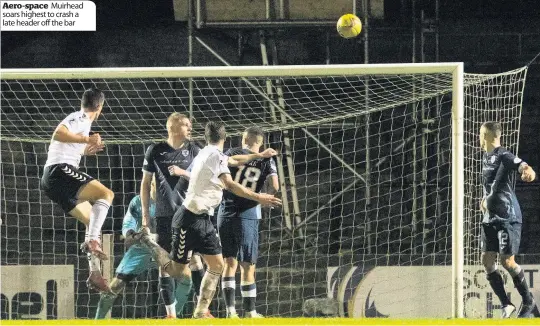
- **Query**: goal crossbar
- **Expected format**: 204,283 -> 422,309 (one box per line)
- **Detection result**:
1,63 -> 462,80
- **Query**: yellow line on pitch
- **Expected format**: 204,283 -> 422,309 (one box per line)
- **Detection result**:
1,318 -> 539,326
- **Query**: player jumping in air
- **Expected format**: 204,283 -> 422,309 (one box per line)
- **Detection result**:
479,122 -> 538,318
140,112 -> 205,318
132,121 -> 282,318
40,88 -> 113,292
95,177 -> 158,319
218,127 -> 279,318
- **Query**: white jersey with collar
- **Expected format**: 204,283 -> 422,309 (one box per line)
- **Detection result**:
183,144 -> 230,215
44,110 -> 92,169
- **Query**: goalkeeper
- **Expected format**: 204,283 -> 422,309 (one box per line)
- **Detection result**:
479,122 -> 538,318
95,177 -> 191,319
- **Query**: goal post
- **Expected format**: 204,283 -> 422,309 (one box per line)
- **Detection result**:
451,63 -> 465,319
1,63 -> 527,319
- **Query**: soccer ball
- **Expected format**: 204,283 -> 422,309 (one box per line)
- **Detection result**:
336,14 -> 362,39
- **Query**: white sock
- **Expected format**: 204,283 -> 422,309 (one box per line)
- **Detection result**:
165,303 -> 176,317
88,253 -> 101,272
85,230 -> 101,272
195,270 -> 220,314
88,199 -> 111,240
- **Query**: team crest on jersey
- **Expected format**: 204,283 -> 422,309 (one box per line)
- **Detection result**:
182,149 -> 189,157
490,156 -> 496,164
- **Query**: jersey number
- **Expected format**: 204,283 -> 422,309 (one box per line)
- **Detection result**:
234,166 -> 261,191
498,230 -> 509,250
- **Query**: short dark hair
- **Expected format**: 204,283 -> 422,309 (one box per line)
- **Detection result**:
205,121 -> 226,144
244,126 -> 265,146
481,121 -> 502,138
245,126 -> 264,138
81,88 -> 105,112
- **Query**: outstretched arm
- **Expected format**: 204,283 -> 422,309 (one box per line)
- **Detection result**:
518,163 -> 536,182
500,152 -> 536,183
170,149 -> 279,178
219,173 -> 282,207
228,148 -> 278,167
489,152 -> 535,198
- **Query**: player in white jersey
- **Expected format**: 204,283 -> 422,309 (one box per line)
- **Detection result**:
132,121 -> 281,318
40,88 -> 114,292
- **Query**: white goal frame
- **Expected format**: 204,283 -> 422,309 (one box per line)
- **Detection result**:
0,63 -> 465,318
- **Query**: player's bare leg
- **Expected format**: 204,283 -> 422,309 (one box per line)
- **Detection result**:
69,201 -> 110,292
482,252 -> 515,317
240,262 -> 262,318
222,257 -> 239,318
132,229 -> 194,317
77,180 -> 114,260
192,254 -> 223,319
501,254 -> 537,318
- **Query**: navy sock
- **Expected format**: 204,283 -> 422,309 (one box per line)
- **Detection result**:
487,270 -> 511,306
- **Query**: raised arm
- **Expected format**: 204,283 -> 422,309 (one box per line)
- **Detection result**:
501,152 -> 536,183
228,148 -> 278,167
489,152 -> 535,198
219,173 -> 281,207
53,124 -> 101,145
83,143 -> 105,156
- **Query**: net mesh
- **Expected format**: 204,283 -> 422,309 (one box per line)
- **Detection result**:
0,66 -> 527,319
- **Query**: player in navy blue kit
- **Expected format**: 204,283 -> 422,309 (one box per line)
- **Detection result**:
218,127 -> 279,318
140,113 -> 202,318
479,122 -> 538,318
132,122 -> 281,319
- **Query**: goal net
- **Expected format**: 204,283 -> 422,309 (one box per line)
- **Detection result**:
0,64 -> 527,319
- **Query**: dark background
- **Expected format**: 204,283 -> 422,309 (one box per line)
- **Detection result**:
1,0 -> 539,319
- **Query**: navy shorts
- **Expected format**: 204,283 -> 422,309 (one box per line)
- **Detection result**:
170,206 -> 222,264
217,204 -> 260,264
40,164 -> 94,213
481,222 -> 521,255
